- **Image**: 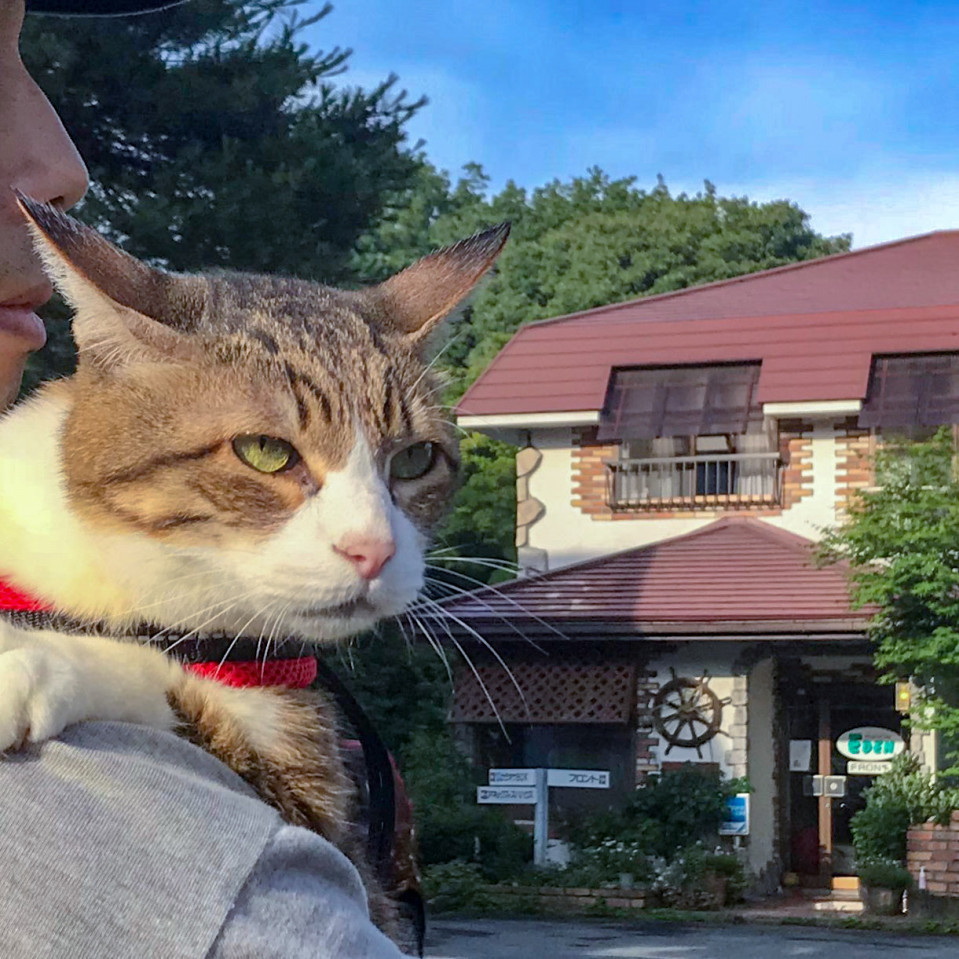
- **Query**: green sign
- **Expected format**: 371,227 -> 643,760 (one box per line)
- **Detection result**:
836,726 -> 904,761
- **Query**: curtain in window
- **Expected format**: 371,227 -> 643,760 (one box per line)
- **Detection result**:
733,421 -> 777,497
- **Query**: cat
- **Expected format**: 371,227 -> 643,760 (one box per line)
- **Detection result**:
0,193 -> 507,928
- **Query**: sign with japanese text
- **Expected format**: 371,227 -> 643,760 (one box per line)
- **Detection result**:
546,769 -> 610,789
477,786 -> 538,804
488,768 -> 536,786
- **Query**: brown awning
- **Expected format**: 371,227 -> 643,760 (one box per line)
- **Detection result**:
598,363 -> 762,441
859,353 -> 959,432
452,657 -> 636,724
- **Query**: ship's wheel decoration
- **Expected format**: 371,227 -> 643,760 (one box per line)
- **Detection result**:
653,669 -> 731,757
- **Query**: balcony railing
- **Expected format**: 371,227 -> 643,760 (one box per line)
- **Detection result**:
605,452 -> 782,510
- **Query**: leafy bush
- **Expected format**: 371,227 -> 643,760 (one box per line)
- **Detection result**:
851,754 -> 959,863
850,800 -> 911,862
567,766 -> 746,858
703,852 -> 748,903
857,857 -> 915,891
563,838 -> 654,888
422,860 -> 495,913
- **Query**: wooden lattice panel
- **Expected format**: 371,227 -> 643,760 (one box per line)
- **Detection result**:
452,658 -> 636,724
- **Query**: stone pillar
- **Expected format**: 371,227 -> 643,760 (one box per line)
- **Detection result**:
515,444 -> 547,574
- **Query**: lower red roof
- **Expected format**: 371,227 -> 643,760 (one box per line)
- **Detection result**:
442,517 -> 873,638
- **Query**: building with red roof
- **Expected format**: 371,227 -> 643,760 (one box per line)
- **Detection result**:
444,233 -> 952,894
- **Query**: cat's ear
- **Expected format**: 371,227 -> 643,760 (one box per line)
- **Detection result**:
15,192 -> 199,372
367,222 -> 510,345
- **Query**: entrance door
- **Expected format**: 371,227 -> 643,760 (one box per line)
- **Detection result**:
784,681 -> 903,884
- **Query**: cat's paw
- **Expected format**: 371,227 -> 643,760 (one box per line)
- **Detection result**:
0,646 -> 83,752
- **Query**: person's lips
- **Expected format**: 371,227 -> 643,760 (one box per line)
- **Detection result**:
0,284 -> 51,349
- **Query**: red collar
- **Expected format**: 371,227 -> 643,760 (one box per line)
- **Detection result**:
0,577 -> 317,689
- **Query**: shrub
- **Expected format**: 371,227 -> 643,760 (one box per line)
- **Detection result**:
567,766 -> 746,859
703,852 -> 748,903
857,857 -> 914,891
564,838 -> 654,888
422,860 -> 494,913
851,754 -> 959,864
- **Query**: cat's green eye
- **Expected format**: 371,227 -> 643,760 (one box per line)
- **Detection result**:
232,435 -> 299,474
390,442 -> 436,481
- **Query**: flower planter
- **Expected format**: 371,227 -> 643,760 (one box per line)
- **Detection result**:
860,885 -> 901,916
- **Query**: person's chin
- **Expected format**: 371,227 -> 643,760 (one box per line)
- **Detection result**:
0,347 -> 28,410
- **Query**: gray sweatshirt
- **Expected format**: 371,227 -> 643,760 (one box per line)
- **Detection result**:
0,721 -> 408,958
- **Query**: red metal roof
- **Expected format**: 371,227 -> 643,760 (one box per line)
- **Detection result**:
457,231 -> 959,417
442,517 -> 872,638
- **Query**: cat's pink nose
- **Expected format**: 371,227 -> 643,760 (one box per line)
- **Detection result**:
333,536 -> 396,580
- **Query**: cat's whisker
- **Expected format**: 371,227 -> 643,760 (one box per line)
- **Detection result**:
414,593 -> 529,722
425,551 -> 521,573
423,563 -> 565,646
261,600 -> 295,680
445,633 -> 511,740
403,608 -> 454,688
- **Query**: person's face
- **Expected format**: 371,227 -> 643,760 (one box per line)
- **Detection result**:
0,0 -> 88,408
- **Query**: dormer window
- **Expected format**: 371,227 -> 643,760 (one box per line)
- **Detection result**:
600,364 -> 780,510
859,353 -> 959,434
598,363 -> 763,441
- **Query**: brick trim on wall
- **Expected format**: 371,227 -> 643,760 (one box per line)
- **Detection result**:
835,417 -> 876,515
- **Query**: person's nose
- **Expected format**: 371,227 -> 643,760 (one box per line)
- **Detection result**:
7,62 -> 88,212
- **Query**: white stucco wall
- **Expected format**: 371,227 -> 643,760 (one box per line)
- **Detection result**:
524,420 -> 843,570
644,646 -> 739,776
746,657 -> 778,885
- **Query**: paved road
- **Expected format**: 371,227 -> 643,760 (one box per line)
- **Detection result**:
426,918 -> 959,958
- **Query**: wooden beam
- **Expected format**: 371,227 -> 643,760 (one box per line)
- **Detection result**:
818,699 -> 832,883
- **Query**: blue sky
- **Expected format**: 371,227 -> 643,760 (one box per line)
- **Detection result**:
304,0 -> 959,248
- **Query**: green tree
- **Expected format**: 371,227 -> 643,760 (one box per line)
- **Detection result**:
20,0 -> 422,389
819,428 -> 959,766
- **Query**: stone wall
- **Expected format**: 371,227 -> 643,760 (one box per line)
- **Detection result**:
907,815 -> 959,896
481,885 -> 646,912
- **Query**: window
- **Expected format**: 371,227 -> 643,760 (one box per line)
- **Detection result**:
859,353 -> 959,434
598,363 -> 762,442
609,420 -> 780,509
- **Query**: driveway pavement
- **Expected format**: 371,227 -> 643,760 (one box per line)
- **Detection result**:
426,918 -> 959,958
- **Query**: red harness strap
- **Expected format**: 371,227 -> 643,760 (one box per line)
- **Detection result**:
187,657 -> 317,689
0,577 -> 315,689
0,580 -> 51,612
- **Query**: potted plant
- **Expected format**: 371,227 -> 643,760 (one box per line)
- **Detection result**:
857,858 -> 913,915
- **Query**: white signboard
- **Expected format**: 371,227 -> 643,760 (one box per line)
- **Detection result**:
477,786 -> 538,804
848,760 -> 895,776
488,768 -> 536,786
789,740 -> 812,772
836,727 -> 905,761
547,769 -> 610,789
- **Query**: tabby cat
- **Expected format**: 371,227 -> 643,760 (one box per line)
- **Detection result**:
0,195 -> 507,918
